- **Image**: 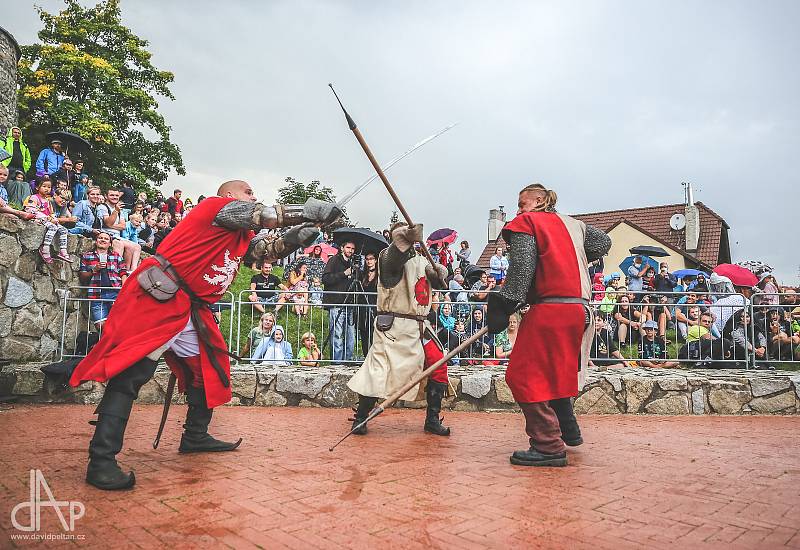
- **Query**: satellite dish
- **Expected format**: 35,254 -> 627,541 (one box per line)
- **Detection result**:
670,213 -> 686,230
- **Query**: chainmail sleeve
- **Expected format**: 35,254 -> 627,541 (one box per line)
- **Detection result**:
498,232 -> 537,304
584,224 -> 611,262
214,200 -> 259,230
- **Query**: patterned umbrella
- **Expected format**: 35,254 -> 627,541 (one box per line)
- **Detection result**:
736,260 -> 773,276
426,228 -> 458,248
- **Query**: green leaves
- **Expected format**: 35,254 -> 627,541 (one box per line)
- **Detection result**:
17,0 -> 184,190
278,177 -> 351,228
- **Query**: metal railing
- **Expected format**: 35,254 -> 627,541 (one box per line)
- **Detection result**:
57,285 -> 799,369
57,286 -> 234,360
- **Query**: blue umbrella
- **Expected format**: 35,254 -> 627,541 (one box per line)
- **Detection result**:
673,268 -> 709,279
618,255 -> 659,275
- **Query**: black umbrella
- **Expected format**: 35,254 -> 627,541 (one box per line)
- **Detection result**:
629,245 -> 670,257
332,227 -> 389,255
463,264 -> 485,288
46,131 -> 91,158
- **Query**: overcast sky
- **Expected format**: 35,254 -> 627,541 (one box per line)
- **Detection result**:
7,1 -> 799,283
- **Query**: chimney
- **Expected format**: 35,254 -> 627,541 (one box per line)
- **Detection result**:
683,182 -> 700,253
488,206 -> 506,242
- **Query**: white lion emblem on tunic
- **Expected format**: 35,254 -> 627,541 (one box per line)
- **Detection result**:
203,250 -> 240,294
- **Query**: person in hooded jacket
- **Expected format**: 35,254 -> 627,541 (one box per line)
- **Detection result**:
1,126 -> 32,176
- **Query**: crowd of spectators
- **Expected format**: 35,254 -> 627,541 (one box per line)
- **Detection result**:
6,130 -> 796,368
587,259 -> 800,369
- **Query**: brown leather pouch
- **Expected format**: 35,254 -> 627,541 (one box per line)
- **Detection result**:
137,264 -> 179,302
375,314 -> 395,332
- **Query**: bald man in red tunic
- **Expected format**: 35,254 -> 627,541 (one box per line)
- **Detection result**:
487,183 -> 610,467
70,180 -> 341,490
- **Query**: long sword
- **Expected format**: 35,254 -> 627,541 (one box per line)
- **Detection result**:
336,123 -> 458,208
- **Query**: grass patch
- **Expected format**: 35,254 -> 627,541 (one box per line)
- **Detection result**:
220,264 -> 367,362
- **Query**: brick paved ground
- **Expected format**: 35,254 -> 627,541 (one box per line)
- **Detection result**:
1,405 -> 799,549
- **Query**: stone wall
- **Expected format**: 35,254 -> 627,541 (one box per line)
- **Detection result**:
0,27 -> 20,135
0,216 -> 93,362
3,363 -> 799,415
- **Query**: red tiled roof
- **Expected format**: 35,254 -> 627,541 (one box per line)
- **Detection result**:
571,202 -> 727,269
476,202 -> 729,270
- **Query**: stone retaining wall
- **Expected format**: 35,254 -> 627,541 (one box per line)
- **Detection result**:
0,216 -> 94,362
4,363 -> 799,415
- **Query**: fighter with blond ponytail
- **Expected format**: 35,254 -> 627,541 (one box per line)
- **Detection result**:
486,182 -> 611,467
519,183 -> 558,213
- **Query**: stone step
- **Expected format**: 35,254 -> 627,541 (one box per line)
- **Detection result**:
3,363 -> 799,415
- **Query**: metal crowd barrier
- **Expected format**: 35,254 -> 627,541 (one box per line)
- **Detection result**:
749,292 -> 800,366
57,286 -> 235,360
58,283 -> 798,370
235,288 -> 497,365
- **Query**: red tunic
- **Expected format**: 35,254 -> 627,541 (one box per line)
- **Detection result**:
502,212 -> 586,403
69,197 -> 254,408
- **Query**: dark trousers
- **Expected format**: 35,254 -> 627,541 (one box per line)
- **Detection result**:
519,401 -> 565,454
357,306 -> 375,356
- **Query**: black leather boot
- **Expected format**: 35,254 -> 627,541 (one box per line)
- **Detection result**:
550,397 -> 583,446
85,357 -> 158,490
86,390 -> 136,490
352,395 -> 378,435
510,443 -> 568,467
179,386 -> 242,453
424,381 -> 450,436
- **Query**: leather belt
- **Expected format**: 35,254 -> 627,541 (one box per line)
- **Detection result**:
376,310 -> 427,340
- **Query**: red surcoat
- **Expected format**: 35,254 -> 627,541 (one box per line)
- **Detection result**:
69,197 -> 254,408
502,211 -> 587,403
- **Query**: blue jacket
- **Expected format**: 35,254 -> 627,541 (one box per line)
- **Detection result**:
72,199 -> 100,233
35,148 -> 64,175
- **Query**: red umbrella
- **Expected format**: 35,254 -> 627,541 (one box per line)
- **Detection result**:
426,228 -> 458,248
304,243 -> 338,261
712,264 -> 758,287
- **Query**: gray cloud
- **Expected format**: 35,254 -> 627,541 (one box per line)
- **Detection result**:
7,0 -> 799,282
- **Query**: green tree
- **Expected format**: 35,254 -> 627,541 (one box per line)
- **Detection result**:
277,176 -> 350,227
17,0 -> 184,191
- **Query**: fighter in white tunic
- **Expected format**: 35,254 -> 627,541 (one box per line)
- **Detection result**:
347,223 -> 450,436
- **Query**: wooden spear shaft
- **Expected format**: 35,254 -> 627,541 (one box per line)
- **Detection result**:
329,326 -> 489,451
328,83 -> 438,269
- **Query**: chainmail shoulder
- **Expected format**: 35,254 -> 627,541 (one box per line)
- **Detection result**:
498,232 -> 537,304
379,244 -> 414,288
214,200 -> 259,230
584,224 -> 611,262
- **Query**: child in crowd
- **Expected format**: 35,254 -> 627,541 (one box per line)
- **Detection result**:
72,174 -> 89,203
138,210 -> 159,248
52,191 -> 76,228
23,176 -> 70,263
308,277 -> 323,305
251,325 -> 293,365
55,178 -> 72,204
121,212 -> 143,242
297,332 -> 321,366
639,320 -> 680,368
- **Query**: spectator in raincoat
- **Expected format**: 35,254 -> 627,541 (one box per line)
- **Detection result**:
1,126 -> 32,176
